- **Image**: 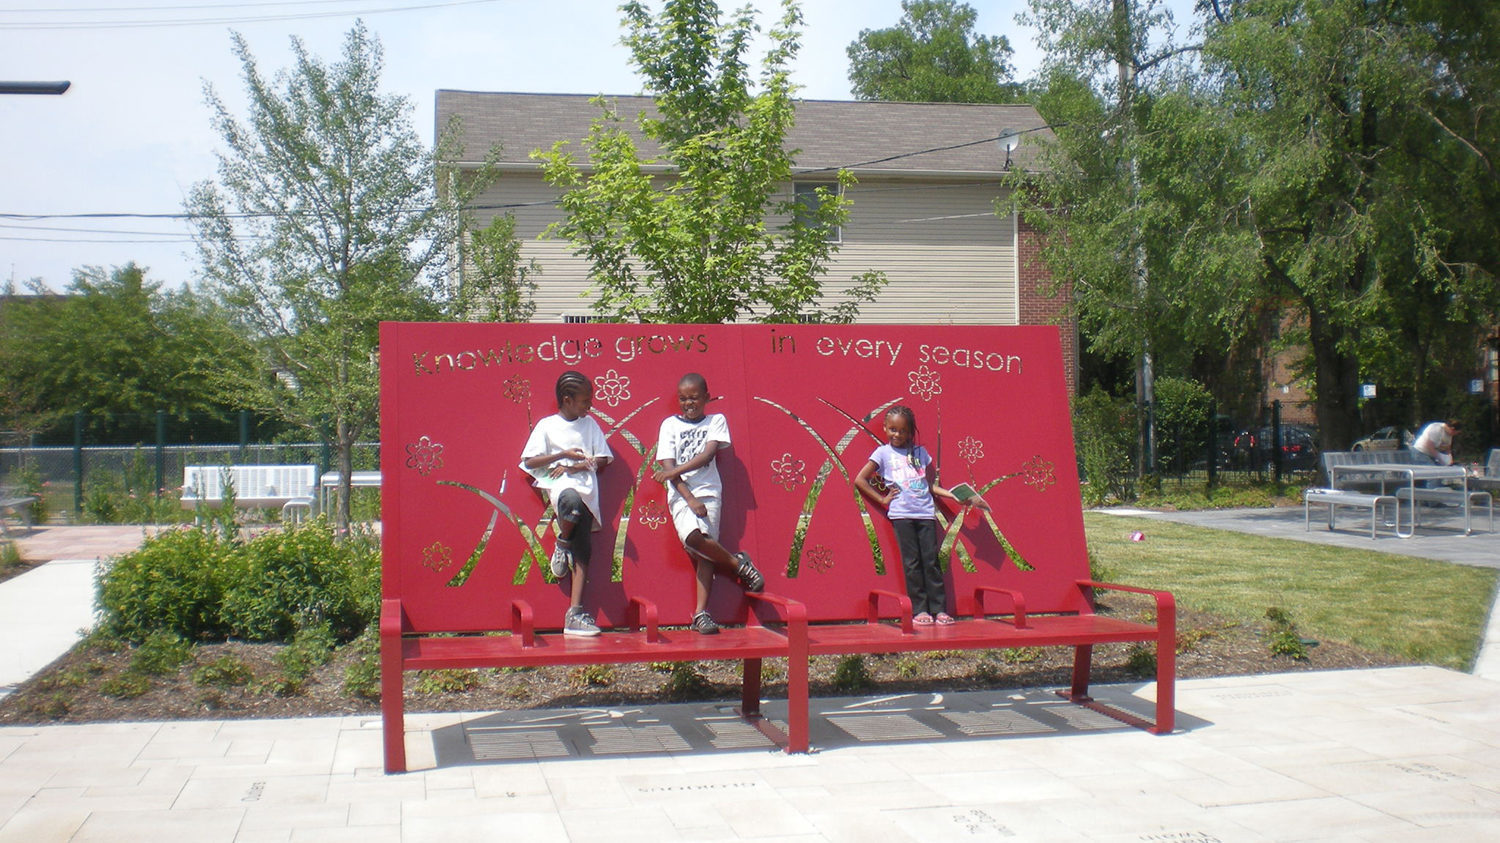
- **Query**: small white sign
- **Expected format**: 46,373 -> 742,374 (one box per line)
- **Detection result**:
1471,379 -> 1485,394
1360,383 -> 1377,399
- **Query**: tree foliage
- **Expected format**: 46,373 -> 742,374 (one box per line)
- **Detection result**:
0,264 -> 248,443
536,0 -> 886,323
1013,0 -> 1500,448
186,22 -> 486,529
847,0 -> 1023,103
458,213 -> 539,322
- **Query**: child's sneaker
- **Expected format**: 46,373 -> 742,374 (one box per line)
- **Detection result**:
734,552 -> 764,593
550,539 -> 574,578
691,611 -> 720,635
563,607 -> 600,637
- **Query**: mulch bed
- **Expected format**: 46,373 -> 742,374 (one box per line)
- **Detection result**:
0,592 -> 1409,726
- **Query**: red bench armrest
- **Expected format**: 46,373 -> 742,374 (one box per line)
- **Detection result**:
627,595 -> 661,643
508,599 -> 536,647
1077,580 -> 1176,629
744,590 -> 808,634
973,585 -> 1028,628
865,588 -> 914,632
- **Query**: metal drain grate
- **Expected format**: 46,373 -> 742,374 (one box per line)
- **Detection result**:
1042,704 -> 1121,730
467,729 -> 572,761
826,714 -> 944,742
588,725 -> 692,754
940,710 -> 1051,736
702,719 -> 778,749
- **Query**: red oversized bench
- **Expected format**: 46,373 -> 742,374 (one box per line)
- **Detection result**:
379,322 -> 1175,773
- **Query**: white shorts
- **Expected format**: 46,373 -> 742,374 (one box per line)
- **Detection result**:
670,495 -> 721,546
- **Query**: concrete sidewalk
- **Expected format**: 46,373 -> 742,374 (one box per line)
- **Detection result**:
2,520 -> 1499,840
0,667 -> 1497,841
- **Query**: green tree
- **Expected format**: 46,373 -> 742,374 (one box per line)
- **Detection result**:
0,264 -> 249,445
1013,0 -> 1238,470
1200,0 -> 1500,445
536,0 -> 886,323
458,213 -> 539,322
847,0 -> 1022,103
186,22 -> 488,530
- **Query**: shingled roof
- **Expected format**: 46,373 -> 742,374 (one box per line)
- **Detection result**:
437,90 -> 1052,176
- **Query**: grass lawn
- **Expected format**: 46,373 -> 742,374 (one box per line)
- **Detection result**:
1084,513 -> 1499,671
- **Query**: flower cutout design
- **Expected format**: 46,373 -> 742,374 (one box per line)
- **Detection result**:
594,369 -> 631,407
958,436 -> 985,464
770,453 -> 807,491
421,542 -> 453,574
405,436 -> 444,475
1022,455 -> 1056,491
907,365 -> 942,402
638,499 -> 668,531
806,544 -> 834,575
503,374 -> 531,404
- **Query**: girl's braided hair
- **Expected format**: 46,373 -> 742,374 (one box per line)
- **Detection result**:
555,369 -> 592,405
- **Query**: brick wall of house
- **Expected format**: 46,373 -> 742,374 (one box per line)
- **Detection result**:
1016,218 -> 1078,396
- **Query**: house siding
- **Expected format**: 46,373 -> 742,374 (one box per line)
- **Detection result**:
473,175 -> 1020,326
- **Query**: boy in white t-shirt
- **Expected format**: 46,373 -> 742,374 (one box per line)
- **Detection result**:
520,370 -> 613,637
653,373 -> 764,634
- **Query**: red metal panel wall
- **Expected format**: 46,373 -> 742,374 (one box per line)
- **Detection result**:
381,323 -> 1085,632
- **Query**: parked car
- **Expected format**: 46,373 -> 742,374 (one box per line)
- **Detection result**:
1351,426 -> 1411,452
1233,424 -> 1320,471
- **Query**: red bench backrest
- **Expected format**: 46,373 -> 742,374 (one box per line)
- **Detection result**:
381,323 -> 1088,633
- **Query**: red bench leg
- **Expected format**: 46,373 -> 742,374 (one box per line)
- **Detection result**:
1154,609 -> 1177,735
742,658 -> 762,716
1069,643 -> 1094,701
380,601 -> 407,774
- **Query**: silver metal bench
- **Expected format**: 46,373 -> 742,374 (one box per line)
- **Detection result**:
1304,488 -> 1399,539
181,465 -> 317,522
1393,487 -> 1494,534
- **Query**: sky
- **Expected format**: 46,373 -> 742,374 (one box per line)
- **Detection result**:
0,0 -> 1195,291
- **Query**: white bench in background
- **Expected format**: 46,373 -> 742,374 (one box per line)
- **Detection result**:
181,465 -> 317,521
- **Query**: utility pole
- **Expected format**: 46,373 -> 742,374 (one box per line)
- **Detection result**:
1113,0 -> 1155,477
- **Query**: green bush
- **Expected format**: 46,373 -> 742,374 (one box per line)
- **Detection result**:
100,673 -> 151,698
1073,386 -> 1136,506
130,632 -> 195,675
221,521 -> 378,642
341,626 -> 380,700
193,655 -> 254,687
97,519 -> 378,645
97,526 -> 240,642
274,622 -> 337,681
831,654 -> 873,691
662,662 -> 712,698
415,669 -> 482,694
1153,377 -> 1214,473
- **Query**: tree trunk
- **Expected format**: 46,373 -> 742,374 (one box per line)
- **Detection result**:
336,415 -> 353,536
1308,308 -> 1362,451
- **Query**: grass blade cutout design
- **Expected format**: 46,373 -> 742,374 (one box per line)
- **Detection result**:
436,480 -> 549,586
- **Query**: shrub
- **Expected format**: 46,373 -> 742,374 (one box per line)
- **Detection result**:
130,632 -> 195,675
831,654 -> 872,691
415,669 -> 482,694
570,664 -> 614,688
1153,377 -> 1214,473
1265,607 -> 1310,660
341,626 -> 380,700
894,655 -> 922,679
97,526 -> 240,642
1073,386 -> 1136,505
221,521 -> 378,642
1123,645 -> 1157,675
275,622 -> 337,682
100,673 -> 151,698
193,656 -> 254,687
662,662 -> 712,698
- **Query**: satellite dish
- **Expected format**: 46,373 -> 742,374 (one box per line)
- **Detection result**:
997,128 -> 1021,153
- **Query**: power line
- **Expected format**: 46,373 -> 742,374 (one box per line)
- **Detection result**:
0,0 -> 501,30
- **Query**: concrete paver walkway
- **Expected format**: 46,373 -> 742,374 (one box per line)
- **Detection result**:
1,667 -> 1497,841
2,518 -> 1499,840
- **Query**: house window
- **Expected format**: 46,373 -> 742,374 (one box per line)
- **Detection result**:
794,182 -> 842,243
563,314 -> 603,324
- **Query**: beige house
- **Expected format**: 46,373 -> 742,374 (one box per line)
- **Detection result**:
437,91 -> 1076,391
